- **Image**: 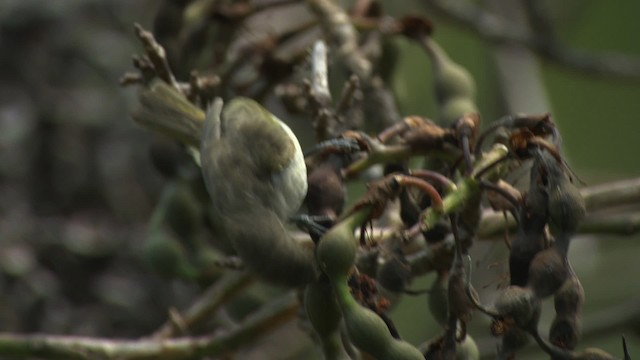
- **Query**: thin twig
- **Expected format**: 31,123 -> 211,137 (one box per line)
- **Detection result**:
151,271 -> 254,339
133,23 -> 178,89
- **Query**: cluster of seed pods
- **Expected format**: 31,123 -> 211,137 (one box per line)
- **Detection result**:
314,207 -> 425,360
131,15 -> 628,357
467,145 -> 619,359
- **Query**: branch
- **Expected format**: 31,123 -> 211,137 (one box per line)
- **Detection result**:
0,293 -> 298,360
307,0 -> 372,79
423,0 -> 640,81
151,271 -> 254,339
478,176 -> 640,238
581,177 -> 640,211
132,23 -> 178,88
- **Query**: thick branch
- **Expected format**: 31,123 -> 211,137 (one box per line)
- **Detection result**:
478,176 -> 640,238
0,293 -> 298,360
307,0 -> 372,79
423,0 -> 640,81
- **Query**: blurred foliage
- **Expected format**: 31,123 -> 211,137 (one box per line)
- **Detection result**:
0,0 -> 638,359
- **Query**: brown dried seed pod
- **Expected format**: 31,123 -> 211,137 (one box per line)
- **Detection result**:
549,315 -> 582,350
377,246 -> 412,294
494,286 -> 541,329
527,246 -> 569,299
498,327 -> 530,358
554,272 -> 585,316
509,155 -> 549,287
428,271 -> 449,327
305,155 -> 347,221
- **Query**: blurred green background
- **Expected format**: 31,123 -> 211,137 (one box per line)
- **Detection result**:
0,0 -> 638,359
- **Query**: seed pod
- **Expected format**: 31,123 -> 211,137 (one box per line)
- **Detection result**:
379,339 -> 427,360
149,135 -> 189,178
377,246 -> 412,294
143,230 -> 197,279
306,154 -> 348,221
336,282 -> 423,360
494,286 -> 541,330
343,298 -> 392,356
304,280 -> 351,360
317,209 -> 369,279
305,280 -> 342,337
159,181 -> 203,245
527,246 -> 569,299
428,271 -> 449,327
423,39 -> 477,124
549,315 -> 582,350
509,155 -> 549,286
456,335 -> 480,360
441,98 -> 478,128
498,327 -> 530,359
535,149 -> 586,237
448,260 -> 476,323
554,272 -> 585,316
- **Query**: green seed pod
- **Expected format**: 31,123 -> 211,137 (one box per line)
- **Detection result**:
160,181 -> 203,245
494,286 -> 541,330
304,280 -> 351,360
343,299 -> 393,356
554,273 -> 585,316
142,229 -> 197,279
149,135 -> 188,178
380,339 -> 425,360
424,39 -> 476,122
549,315 -> 581,350
428,271 -> 449,327
304,280 -> 343,338
456,335 -> 480,360
332,275 -> 422,360
440,98 -> 478,127
317,209 -> 370,279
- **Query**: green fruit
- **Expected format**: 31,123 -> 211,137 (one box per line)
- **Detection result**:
143,230 -> 197,279
441,97 -> 478,125
343,302 -> 391,356
456,335 -> 480,360
317,208 -> 370,279
426,40 -> 475,106
304,280 -> 342,338
381,339 -> 425,360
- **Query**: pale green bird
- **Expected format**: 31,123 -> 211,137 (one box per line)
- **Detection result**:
134,80 -> 318,286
